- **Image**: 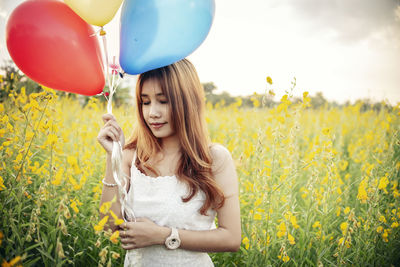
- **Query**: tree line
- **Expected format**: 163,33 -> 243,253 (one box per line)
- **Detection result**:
0,61 -> 394,113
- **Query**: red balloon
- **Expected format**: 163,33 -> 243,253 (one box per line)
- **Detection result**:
6,0 -> 105,96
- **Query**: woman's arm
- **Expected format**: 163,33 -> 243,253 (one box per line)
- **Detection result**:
173,192 -> 241,252
120,144 -> 241,252
177,144 -> 241,252
99,148 -> 132,232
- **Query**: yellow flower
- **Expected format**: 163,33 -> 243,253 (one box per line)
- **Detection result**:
376,226 -> 383,233
1,115 -> 9,124
340,222 -> 348,235
110,230 -> 120,244
254,197 -> 262,206
70,199 -> 82,214
312,221 -> 321,228
111,252 -> 120,259
94,216 -> 109,232
357,179 -> 368,203
44,134 -> 58,146
277,222 -> 286,238
379,215 -> 386,223
67,156 -> 81,175
278,252 -> 290,262
70,201 -> 79,213
109,210 -> 124,225
280,94 -> 291,105
391,222 -> 399,228
336,207 -> 341,217
2,256 -> 21,267
6,123 -> 13,133
322,127 -> 331,136
24,191 -> 31,199
68,175 -> 81,190
254,213 -> 262,220
51,169 -> 64,186
382,229 -> 389,242
344,207 -> 350,215
252,98 -> 260,108
337,187 -> 343,195
378,175 -> 389,191
290,215 -> 299,229
277,115 -> 285,124
288,233 -> 295,245
282,255 -> 290,262
242,237 -> 250,250
0,176 -> 6,191
100,201 -> 112,214
339,160 -> 348,171
266,76 -> 273,85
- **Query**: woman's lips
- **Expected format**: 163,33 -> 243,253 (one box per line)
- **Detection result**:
150,122 -> 166,129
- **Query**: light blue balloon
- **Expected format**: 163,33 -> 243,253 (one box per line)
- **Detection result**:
120,0 -> 215,75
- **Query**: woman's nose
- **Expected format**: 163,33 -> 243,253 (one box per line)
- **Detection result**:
149,103 -> 161,118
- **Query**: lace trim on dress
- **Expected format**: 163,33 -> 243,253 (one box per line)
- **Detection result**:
131,150 -> 177,180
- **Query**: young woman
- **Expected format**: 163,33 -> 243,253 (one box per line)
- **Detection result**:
97,59 -> 241,266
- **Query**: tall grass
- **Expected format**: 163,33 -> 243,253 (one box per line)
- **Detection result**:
0,87 -> 399,266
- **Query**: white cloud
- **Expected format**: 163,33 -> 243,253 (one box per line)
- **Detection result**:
395,5 -> 400,21
273,0 -> 400,44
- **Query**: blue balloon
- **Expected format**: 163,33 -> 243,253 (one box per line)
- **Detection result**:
120,0 -> 215,75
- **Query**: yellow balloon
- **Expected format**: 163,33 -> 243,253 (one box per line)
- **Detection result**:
64,0 -> 123,27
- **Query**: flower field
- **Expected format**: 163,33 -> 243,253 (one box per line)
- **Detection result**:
0,85 -> 399,266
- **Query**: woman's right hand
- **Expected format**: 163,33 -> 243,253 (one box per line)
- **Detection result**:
97,113 -> 125,155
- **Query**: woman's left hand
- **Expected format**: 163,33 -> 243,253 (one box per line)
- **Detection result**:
119,218 -> 168,250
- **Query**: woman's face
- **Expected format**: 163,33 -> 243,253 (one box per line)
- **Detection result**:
140,79 -> 175,139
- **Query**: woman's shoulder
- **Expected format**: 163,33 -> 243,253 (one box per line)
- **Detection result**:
122,147 -> 136,168
209,143 -> 233,173
209,143 -> 238,197
209,143 -> 231,157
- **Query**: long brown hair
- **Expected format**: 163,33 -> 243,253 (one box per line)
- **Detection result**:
124,59 -> 225,215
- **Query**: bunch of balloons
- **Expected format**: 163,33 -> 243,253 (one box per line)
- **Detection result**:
6,0 -> 215,96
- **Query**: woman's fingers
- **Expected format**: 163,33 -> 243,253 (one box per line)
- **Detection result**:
101,120 -> 123,142
108,131 -> 118,142
102,113 -> 116,123
107,127 -> 120,141
121,243 -> 137,250
103,120 -> 123,136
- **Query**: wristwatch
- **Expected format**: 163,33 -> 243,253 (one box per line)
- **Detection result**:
165,227 -> 181,249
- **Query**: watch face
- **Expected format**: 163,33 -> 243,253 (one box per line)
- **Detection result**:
167,237 -> 181,249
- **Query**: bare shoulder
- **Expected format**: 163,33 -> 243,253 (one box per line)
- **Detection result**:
209,143 -> 238,197
209,143 -> 233,174
122,148 -> 135,171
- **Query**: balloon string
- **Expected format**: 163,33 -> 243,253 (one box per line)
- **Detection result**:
99,27 -> 136,223
100,28 -> 113,114
111,56 -> 116,103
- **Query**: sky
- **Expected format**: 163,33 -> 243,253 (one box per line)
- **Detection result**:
1,0 -> 400,105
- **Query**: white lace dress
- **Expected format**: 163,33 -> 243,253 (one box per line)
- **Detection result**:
124,157 -> 216,267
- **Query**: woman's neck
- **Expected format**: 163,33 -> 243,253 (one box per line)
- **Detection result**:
160,135 -> 181,156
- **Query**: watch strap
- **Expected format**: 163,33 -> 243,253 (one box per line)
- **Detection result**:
165,227 -> 181,249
